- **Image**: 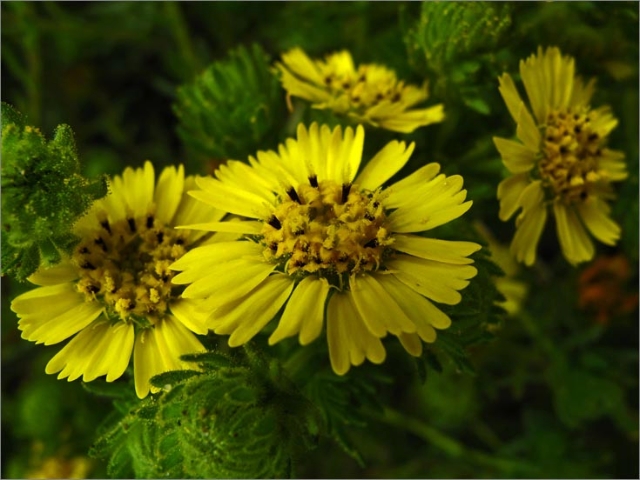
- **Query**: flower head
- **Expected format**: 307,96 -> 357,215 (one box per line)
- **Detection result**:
275,48 -> 445,133
494,46 -> 627,266
172,123 -> 480,375
11,161 -> 225,398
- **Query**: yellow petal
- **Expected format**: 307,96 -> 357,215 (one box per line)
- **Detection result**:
154,165 -> 185,224
180,258 -> 275,300
398,333 -> 423,357
269,276 -> 330,346
27,261 -> 78,286
388,255 -> 477,306
356,140 -> 415,191
493,137 -> 537,174
393,235 -> 481,265
553,201 -> 595,265
349,274 -> 417,336
170,299 -> 209,335
497,174 -> 530,221
210,275 -> 294,347
576,197 -> 621,246
375,273 -> 451,334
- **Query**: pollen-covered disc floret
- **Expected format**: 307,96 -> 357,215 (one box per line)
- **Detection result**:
262,179 -> 393,278
494,46 -> 627,266
74,214 -> 187,322
173,123 -> 481,376
540,109 -> 604,203
11,162 -> 225,398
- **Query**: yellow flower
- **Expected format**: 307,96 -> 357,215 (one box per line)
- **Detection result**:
11,161 -> 225,398
171,123 -> 480,375
275,48 -> 445,133
494,46 -> 627,266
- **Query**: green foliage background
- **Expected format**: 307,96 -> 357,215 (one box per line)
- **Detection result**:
2,2 -> 638,479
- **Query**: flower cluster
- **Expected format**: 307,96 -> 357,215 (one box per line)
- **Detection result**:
11,162 -> 224,398
172,122 -> 480,374
276,48 -> 445,133
494,46 -> 627,266
9,45 -> 628,399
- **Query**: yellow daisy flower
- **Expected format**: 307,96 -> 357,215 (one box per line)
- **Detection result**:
171,123 -> 480,375
275,48 -> 445,133
494,46 -> 628,266
11,161 -> 225,398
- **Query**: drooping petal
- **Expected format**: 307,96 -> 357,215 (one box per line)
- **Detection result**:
389,255 -> 477,306
170,298 -> 210,335
553,201 -> 595,265
349,274 -> 417,336
210,275 -> 294,347
576,197 -> 621,246
269,276 -> 330,346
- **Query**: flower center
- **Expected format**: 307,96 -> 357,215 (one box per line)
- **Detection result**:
260,177 -> 394,280
539,108 -> 603,203
74,213 -> 188,324
323,66 -> 402,109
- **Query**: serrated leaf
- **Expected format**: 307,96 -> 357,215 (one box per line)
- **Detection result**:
149,369 -> 202,389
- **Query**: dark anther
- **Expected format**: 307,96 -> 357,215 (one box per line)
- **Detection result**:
268,215 -> 282,230
301,243 -> 309,252
81,261 -> 96,270
176,238 -> 185,245
100,220 -> 112,234
391,93 -> 401,102
287,187 -> 301,204
364,212 -> 375,221
127,218 -> 136,233
580,191 -> 588,200
352,96 -> 360,103
364,239 -> 378,248
162,274 -> 170,282
546,136 -> 553,141
87,285 -> 100,294
94,237 -> 108,252
146,215 -> 154,228
574,114 -> 580,120
127,301 -> 136,310
269,242 -> 278,251
574,126 -> 582,134
156,231 -> 164,244
292,260 -> 306,268
79,246 -> 89,254
309,175 -> 318,188
588,133 -> 599,142
375,93 -> 384,101
372,201 -> 380,208
560,146 -> 568,154
341,183 -> 352,203
324,76 -> 332,85
342,82 -> 351,89
293,228 -> 305,236
338,253 -> 349,262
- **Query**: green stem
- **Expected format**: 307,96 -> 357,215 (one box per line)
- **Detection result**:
518,311 -> 563,363
367,406 -> 537,475
163,2 -> 199,80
